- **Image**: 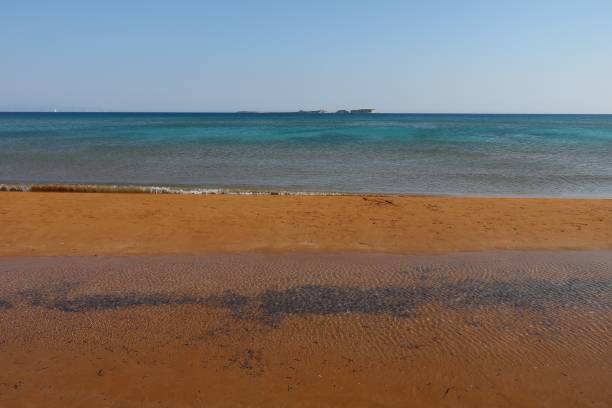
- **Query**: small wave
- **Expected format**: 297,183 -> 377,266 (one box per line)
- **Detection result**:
0,183 -> 344,196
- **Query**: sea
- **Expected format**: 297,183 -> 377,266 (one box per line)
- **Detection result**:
1,112 -> 611,197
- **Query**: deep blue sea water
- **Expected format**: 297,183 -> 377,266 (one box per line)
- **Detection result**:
1,113 -> 612,197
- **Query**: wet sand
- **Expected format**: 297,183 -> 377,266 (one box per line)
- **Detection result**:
1,192 -> 612,256
1,251 -> 611,407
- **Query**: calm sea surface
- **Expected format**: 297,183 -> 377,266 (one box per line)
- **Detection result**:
1,113 -> 611,197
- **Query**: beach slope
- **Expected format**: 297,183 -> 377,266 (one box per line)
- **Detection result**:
0,192 -> 611,256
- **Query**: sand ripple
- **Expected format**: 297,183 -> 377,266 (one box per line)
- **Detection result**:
0,251 -> 611,407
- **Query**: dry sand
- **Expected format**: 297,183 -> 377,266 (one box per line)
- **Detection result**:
1,192 -> 611,256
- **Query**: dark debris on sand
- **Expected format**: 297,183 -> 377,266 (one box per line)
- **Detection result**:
12,276 -> 612,322
259,285 -> 422,318
437,278 -> 612,311
0,299 -> 12,310
226,348 -> 265,376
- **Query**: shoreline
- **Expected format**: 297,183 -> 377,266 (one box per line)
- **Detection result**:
2,182 -> 612,199
1,192 -> 611,257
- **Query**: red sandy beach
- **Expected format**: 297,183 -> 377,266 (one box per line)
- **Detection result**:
1,193 -> 611,407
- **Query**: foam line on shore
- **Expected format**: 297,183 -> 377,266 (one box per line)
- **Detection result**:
0,183 -> 344,196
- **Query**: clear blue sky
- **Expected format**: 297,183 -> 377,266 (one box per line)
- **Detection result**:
2,0 -> 612,113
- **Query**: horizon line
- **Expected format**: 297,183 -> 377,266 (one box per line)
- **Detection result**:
1,111 -> 612,115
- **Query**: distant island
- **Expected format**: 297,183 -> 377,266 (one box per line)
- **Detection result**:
237,109 -> 376,114
299,108 -> 376,114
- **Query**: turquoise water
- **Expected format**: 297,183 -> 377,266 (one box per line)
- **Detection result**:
1,113 -> 612,197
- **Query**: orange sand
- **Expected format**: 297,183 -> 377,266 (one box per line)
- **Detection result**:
1,192 -> 611,256
1,252 -> 611,407
2,192 -> 612,407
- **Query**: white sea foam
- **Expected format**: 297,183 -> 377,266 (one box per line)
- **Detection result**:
0,183 -> 345,196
